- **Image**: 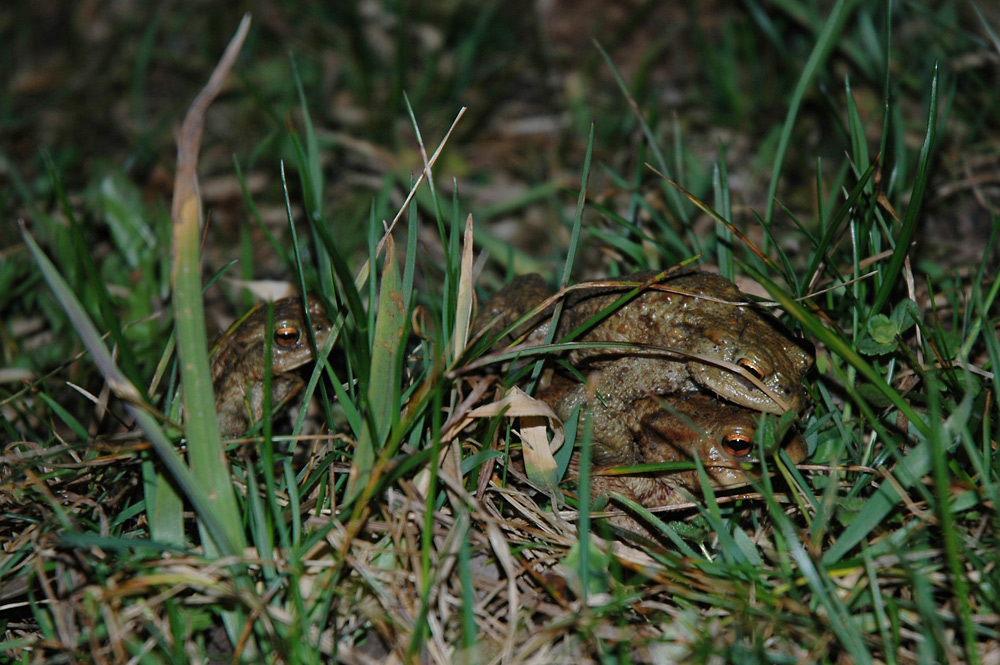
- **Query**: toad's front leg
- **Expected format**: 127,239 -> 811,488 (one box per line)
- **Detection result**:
555,356 -> 695,466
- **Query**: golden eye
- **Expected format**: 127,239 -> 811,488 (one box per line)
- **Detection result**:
274,326 -> 302,348
722,431 -> 754,458
737,357 -> 765,380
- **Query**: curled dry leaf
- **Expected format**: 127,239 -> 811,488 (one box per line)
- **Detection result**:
467,386 -> 565,490
221,278 -> 300,303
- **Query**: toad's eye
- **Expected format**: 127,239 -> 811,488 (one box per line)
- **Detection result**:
274,326 -> 302,348
722,431 -> 753,458
737,357 -> 766,380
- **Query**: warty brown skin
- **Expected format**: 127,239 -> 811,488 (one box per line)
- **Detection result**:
475,270 -> 814,459
581,392 -> 807,536
210,295 -> 332,437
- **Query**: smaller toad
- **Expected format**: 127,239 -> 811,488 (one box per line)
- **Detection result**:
210,295 -> 332,437
583,393 -> 807,536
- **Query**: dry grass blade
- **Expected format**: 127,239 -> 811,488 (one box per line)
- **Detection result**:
467,386 -> 565,490
352,107 -> 468,291
452,213 -> 476,362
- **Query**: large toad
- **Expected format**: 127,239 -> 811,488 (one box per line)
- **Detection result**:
475,270 -> 814,458
582,392 -> 807,535
210,295 -> 332,437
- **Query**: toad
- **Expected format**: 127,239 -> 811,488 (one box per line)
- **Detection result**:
210,295 -> 332,437
475,270 -> 813,458
582,392 -> 807,535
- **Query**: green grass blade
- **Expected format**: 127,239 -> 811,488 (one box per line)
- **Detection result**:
526,123 -> 595,396
20,224 -> 238,556
42,153 -> 144,389
284,137 -> 373,384
752,269 -> 927,435
345,234 -> 407,502
37,392 -> 88,441
746,270 -> 944,563
169,24 -> 250,561
712,145 -> 734,281
823,442 -> 936,565
872,64 -> 938,314
844,76 -> 870,175
763,0 -> 857,226
775,510 -> 873,663
594,42 -> 688,225
927,373 -> 980,665
802,161 -> 878,288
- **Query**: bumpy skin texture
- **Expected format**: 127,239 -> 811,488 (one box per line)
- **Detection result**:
591,392 -> 807,489
210,295 -> 331,437
475,270 -> 814,460
474,273 -> 553,344
584,393 -> 807,536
